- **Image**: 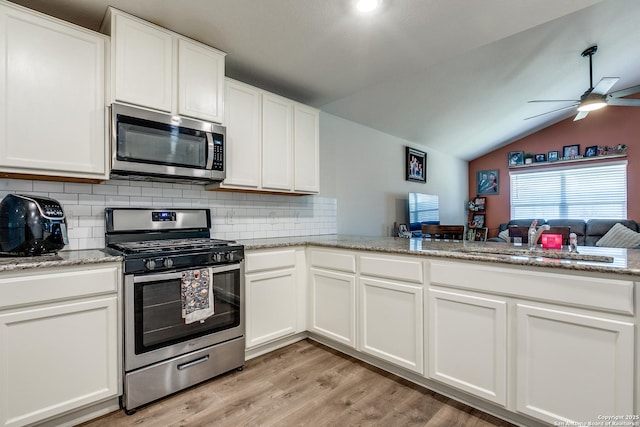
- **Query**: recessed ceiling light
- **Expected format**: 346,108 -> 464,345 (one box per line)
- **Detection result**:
355,0 -> 382,13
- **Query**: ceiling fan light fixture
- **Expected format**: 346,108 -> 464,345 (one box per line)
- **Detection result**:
355,0 -> 382,13
577,98 -> 607,112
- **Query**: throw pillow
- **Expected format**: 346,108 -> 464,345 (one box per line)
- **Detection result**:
595,223 -> 640,248
498,229 -> 510,242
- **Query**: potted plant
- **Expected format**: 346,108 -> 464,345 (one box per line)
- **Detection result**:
524,153 -> 534,164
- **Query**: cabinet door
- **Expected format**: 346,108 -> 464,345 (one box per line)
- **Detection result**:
177,38 -> 225,123
516,304 -> 634,424
309,268 -> 356,347
262,93 -> 293,191
0,4 -> 107,179
428,289 -> 507,405
245,268 -> 297,348
359,277 -> 423,373
0,296 -> 118,427
113,12 -> 173,112
222,79 -> 262,188
293,104 -> 319,193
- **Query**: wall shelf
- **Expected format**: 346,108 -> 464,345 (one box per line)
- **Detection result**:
508,153 -> 627,169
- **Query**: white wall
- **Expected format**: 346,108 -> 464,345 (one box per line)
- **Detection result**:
319,112 -> 468,236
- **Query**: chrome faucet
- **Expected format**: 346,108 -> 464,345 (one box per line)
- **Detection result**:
528,221 -> 550,250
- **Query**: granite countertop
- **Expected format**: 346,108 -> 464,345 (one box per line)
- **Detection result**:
238,234 -> 640,277
2,235 -> 638,277
0,249 -> 122,273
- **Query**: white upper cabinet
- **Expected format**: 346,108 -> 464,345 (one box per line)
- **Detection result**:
111,11 -> 173,112
177,38 -> 225,123
105,8 -> 225,123
222,79 -> 262,189
262,93 -> 294,191
0,1 -> 108,181
294,104 -> 320,193
213,78 -> 320,195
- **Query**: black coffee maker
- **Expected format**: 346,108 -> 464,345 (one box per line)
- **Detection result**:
0,194 -> 69,256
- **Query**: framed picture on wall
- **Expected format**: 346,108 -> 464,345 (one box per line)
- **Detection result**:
476,170 -> 499,195
508,151 -> 524,166
548,151 -> 559,161
584,145 -> 598,157
563,144 -> 580,158
406,147 -> 427,183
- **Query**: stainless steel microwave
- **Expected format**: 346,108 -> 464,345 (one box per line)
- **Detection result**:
110,103 -> 226,183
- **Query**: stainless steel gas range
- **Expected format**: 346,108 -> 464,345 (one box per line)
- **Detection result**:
103,208 -> 245,413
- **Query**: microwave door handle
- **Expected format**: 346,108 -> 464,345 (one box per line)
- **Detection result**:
205,133 -> 214,170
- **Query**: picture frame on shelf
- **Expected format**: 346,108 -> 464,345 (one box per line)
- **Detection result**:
470,214 -> 485,228
534,153 -> 546,162
397,223 -> 411,238
474,227 -> 488,241
508,151 -> 524,166
406,147 -> 427,183
476,170 -> 499,195
548,150 -> 559,161
584,145 -> 598,157
562,144 -> 580,158
473,196 -> 486,211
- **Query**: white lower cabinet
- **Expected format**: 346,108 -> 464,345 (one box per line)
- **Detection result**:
516,303 -> 634,424
0,263 -> 121,427
245,268 -> 297,348
358,276 -> 423,374
309,268 -> 356,347
245,248 -> 304,349
428,288 -> 507,405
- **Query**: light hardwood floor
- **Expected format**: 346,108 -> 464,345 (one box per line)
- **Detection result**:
80,339 -> 516,427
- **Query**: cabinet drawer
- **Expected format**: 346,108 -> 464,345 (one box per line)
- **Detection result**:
0,264 -> 120,309
245,249 -> 297,273
430,260 -> 634,315
360,254 -> 424,284
310,250 -> 356,273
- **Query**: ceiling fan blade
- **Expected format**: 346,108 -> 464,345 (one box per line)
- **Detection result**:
607,98 -> 640,106
524,104 -> 578,120
607,84 -> 640,99
528,100 -> 580,103
573,110 -> 589,121
591,77 -> 619,95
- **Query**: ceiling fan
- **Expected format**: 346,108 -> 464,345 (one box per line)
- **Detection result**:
525,45 -> 640,121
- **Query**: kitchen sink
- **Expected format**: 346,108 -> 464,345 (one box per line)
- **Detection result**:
458,246 -> 614,263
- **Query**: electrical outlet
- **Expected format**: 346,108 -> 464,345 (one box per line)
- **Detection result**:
269,211 -> 278,224
294,211 -> 300,224
226,210 -> 235,225
66,210 -> 75,229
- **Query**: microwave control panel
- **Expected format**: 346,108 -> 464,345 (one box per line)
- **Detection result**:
212,139 -> 224,171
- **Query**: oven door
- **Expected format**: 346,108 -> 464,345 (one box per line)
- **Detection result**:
124,262 -> 244,371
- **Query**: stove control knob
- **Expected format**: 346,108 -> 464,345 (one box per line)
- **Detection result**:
163,258 -> 174,269
212,253 -> 223,263
144,259 -> 156,270
225,251 -> 235,261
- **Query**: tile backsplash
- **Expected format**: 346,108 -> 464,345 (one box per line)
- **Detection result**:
0,178 -> 337,251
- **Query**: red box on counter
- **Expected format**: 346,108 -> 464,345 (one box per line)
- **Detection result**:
541,234 -> 562,249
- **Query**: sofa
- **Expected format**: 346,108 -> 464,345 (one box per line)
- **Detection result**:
490,218 -> 640,247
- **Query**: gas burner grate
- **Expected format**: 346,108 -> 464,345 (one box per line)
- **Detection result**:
110,238 -> 235,254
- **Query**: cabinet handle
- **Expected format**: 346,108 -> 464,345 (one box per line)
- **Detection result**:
177,354 -> 210,370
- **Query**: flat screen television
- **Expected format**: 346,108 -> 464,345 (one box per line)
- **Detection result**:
408,193 -> 439,232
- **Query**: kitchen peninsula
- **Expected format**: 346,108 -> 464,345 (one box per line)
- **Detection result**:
240,235 -> 639,427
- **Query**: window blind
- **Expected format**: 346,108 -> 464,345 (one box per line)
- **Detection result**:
510,161 -> 627,220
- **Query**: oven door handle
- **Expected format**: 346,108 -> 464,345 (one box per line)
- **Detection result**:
132,263 -> 241,283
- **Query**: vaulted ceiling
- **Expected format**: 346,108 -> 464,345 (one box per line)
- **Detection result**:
10,0 -> 640,160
